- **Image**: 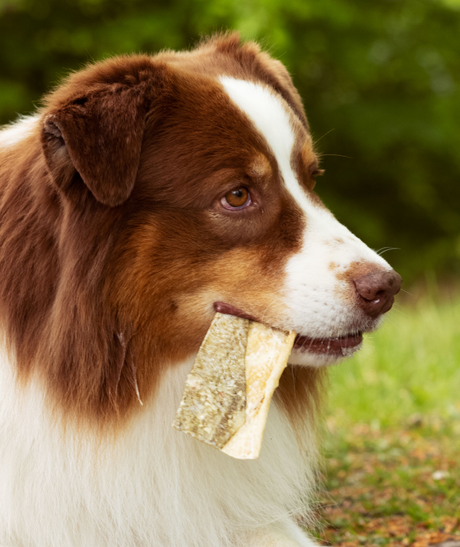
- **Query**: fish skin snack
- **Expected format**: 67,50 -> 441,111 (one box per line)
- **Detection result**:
173,313 -> 296,459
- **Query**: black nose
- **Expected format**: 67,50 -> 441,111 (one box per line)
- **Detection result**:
353,269 -> 402,318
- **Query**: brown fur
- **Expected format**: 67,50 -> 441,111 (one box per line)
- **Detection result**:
0,33 -> 323,432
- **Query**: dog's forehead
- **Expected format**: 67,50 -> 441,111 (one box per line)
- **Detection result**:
219,77 -> 307,159
219,77 -> 317,203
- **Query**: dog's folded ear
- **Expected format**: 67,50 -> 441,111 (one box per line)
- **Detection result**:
42,84 -> 150,207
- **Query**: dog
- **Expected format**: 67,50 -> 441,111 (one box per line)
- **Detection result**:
0,33 -> 401,547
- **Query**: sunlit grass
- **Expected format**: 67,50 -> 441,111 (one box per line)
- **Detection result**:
316,294 -> 460,545
326,295 -> 460,429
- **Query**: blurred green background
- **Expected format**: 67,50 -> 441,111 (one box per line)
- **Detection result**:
1,0 -> 459,284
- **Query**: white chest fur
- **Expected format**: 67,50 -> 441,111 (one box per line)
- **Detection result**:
0,349 -> 317,547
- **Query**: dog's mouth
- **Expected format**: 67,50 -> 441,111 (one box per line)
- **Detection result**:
293,332 -> 362,356
213,301 -> 363,357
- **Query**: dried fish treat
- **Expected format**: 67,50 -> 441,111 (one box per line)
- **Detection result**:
173,312 -> 296,459
221,321 -> 296,459
173,313 -> 249,448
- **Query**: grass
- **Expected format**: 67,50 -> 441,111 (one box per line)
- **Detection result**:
326,294 -> 460,429
313,294 -> 460,547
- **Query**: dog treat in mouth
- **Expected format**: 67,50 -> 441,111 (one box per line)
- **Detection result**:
173,312 -> 296,459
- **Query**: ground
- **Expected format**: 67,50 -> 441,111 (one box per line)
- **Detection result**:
310,293 -> 460,547
314,419 -> 460,547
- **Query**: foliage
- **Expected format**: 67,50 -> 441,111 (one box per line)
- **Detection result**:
1,0 -> 459,282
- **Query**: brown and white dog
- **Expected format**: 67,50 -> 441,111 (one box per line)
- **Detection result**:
0,34 -> 401,547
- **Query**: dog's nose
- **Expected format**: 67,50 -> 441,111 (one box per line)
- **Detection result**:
353,269 -> 402,318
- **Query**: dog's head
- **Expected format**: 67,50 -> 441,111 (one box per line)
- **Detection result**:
36,34 -> 400,418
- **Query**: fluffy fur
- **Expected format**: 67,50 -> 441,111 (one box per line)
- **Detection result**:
0,34 -> 400,546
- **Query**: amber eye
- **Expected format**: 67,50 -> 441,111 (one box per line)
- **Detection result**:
221,188 -> 251,210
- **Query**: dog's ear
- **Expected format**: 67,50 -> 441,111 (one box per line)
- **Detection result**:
42,85 -> 150,207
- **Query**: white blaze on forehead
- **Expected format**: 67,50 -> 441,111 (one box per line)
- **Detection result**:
219,77 -> 299,188
220,76 -> 328,217
218,77 -> 323,218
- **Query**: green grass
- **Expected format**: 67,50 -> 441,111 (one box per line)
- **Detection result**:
316,422 -> 460,547
326,295 -> 460,430
314,295 -> 460,547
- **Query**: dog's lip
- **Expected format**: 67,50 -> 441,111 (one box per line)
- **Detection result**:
293,332 -> 363,355
213,302 -> 258,322
213,301 -> 363,356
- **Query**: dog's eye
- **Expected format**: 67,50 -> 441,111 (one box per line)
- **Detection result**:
221,188 -> 251,210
